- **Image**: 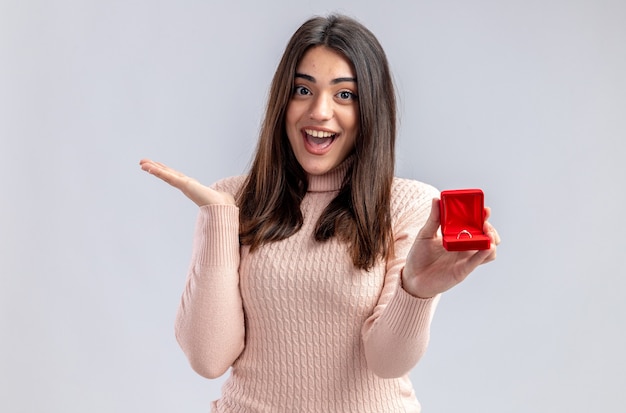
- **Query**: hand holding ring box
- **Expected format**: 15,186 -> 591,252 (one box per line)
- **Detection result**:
440,189 -> 491,251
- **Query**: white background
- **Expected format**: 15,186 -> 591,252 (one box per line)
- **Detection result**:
1,0 -> 624,412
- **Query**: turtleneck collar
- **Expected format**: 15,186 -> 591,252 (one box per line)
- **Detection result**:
306,155 -> 354,193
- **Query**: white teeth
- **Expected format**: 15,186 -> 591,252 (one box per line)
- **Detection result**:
305,129 -> 336,138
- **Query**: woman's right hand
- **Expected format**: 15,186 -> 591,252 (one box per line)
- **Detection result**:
139,159 -> 236,207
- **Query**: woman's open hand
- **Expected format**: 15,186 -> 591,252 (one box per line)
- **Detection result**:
402,198 -> 501,299
139,159 -> 235,207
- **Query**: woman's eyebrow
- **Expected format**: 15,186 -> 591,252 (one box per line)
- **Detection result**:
295,73 -> 357,84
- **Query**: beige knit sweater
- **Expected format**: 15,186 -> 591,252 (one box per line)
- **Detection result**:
175,159 -> 441,412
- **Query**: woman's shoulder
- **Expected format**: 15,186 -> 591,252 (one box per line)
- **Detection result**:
391,177 -> 439,200
210,175 -> 248,196
390,177 -> 440,217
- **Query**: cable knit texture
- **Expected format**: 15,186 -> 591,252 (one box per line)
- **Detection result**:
175,159 -> 441,412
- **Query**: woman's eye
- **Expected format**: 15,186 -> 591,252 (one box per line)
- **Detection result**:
294,86 -> 311,96
337,90 -> 357,100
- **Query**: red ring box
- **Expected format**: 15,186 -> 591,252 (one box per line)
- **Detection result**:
440,189 -> 491,251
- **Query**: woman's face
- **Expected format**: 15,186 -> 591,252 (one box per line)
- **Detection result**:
285,46 -> 359,176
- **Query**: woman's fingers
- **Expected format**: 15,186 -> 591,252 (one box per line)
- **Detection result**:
140,159 -> 189,189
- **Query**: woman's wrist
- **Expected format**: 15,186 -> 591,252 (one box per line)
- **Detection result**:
400,268 -> 435,299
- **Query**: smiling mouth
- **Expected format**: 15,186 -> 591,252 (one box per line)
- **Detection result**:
304,129 -> 337,150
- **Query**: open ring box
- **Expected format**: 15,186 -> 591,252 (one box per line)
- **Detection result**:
440,189 -> 491,251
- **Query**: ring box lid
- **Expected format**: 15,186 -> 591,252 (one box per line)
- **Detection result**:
440,189 -> 491,251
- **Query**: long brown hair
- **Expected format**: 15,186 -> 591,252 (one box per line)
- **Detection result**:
238,14 -> 396,270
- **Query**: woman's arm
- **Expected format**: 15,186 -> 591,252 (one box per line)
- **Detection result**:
362,180 -> 500,378
140,160 -> 245,378
175,205 -> 245,379
361,183 -> 439,378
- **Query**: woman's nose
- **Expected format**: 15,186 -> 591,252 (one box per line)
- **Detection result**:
309,94 -> 333,121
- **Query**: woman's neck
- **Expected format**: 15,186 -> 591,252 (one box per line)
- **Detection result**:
306,155 -> 353,193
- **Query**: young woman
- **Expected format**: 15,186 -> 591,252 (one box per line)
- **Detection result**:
140,14 -> 500,413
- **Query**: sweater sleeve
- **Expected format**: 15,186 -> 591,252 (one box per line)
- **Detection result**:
174,204 -> 245,379
361,179 -> 441,378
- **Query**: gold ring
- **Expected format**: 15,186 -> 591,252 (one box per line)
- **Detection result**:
457,229 -> 473,239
